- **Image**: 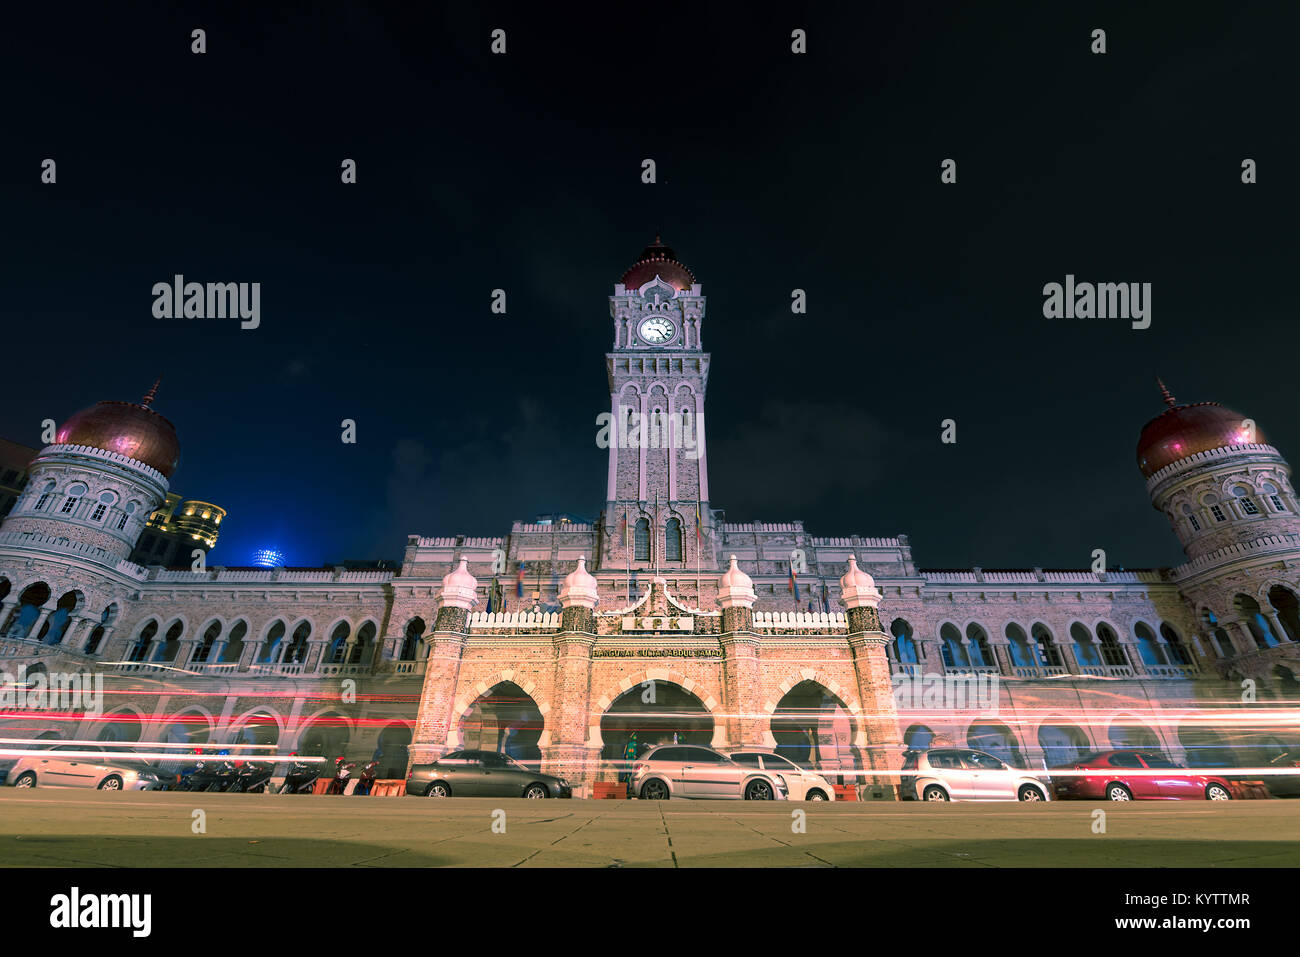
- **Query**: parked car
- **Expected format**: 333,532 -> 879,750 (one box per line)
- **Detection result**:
406,749 -> 572,798
899,747 -> 1050,802
1264,750 -> 1300,798
629,744 -> 789,800
7,743 -> 163,791
729,750 -> 836,801
1049,750 -> 1234,801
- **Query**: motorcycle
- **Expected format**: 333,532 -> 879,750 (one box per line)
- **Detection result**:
327,756 -> 356,794
354,759 -> 381,795
227,760 -> 274,793
179,750 -> 231,791
279,754 -> 320,794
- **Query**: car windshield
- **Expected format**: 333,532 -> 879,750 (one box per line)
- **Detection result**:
763,753 -> 800,770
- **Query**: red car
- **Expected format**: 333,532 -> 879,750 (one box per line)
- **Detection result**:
1050,750 -> 1234,801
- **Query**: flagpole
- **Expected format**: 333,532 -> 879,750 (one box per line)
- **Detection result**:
624,509 -> 630,605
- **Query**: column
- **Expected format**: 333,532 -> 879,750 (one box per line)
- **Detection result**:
716,556 -> 762,750
26,605 -> 56,641
840,557 -> 904,798
410,559 -> 478,768
1119,639 -> 1147,676
546,556 -> 600,790
988,636 -> 1012,675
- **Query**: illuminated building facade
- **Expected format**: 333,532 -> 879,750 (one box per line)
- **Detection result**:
0,240 -> 1297,789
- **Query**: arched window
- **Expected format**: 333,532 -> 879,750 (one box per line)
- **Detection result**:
1233,486 -> 1260,516
1070,623 -> 1101,666
664,518 -> 682,562
260,620 -> 286,662
128,620 -> 158,662
633,518 -> 650,561
1160,623 -> 1193,666
965,624 -> 992,667
327,622 -> 350,663
349,621 -> 377,665
192,620 -> 222,663
1234,594 -> 1280,649
891,619 -> 918,664
1005,624 -> 1034,668
1133,622 -> 1165,666
1268,586 -> 1300,642
1030,623 -> 1063,667
220,620 -> 248,663
1097,623 -> 1127,667
939,623 -> 967,669
284,620 -> 312,663
401,618 -> 425,661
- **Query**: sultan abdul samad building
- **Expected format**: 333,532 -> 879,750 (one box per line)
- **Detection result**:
2,239 -> 1299,792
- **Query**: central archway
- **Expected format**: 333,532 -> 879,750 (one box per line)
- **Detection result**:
599,682 -> 714,780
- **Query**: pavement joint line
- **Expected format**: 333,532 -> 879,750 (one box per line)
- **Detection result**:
654,801 -> 678,868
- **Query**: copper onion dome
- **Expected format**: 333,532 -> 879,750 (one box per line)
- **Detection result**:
1136,379 -> 1261,478
620,236 -> 696,291
53,378 -> 181,478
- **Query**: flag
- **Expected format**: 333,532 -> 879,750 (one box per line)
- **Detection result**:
821,582 -> 830,614
487,577 -> 501,613
695,502 -> 702,546
516,562 -> 526,599
620,512 -> 629,549
788,561 -> 800,602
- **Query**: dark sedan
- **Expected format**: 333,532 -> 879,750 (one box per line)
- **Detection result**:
406,749 -> 572,798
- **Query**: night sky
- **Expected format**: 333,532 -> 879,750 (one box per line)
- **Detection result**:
3,2 -> 1296,571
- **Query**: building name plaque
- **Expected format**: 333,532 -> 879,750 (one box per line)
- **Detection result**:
622,615 -> 693,632
593,648 -> 721,658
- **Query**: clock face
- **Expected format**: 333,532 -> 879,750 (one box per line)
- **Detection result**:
639,316 -> 675,344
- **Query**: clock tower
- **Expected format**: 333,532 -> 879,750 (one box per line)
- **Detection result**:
601,237 -> 715,575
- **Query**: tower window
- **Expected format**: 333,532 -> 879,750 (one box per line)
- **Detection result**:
34,493 -> 50,511
1210,505 -> 1226,523
1272,495 -> 1286,512
634,518 -> 650,561
665,518 -> 683,561
1188,514 -> 1201,531
91,503 -> 107,522
1239,497 -> 1259,515
60,496 -> 79,514
116,513 -> 128,530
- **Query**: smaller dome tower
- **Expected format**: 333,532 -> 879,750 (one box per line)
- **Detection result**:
1140,380 -> 1300,561
1,380 -> 178,564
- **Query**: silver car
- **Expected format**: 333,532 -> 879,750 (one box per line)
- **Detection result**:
7,743 -> 163,791
899,747 -> 1049,802
629,744 -> 788,800
729,750 -> 837,801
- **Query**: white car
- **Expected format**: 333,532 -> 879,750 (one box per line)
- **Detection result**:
729,750 -> 836,801
7,743 -> 162,791
899,747 -> 1050,802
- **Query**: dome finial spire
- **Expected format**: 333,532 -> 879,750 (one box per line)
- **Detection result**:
1156,377 -> 1177,410
141,376 -> 162,409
